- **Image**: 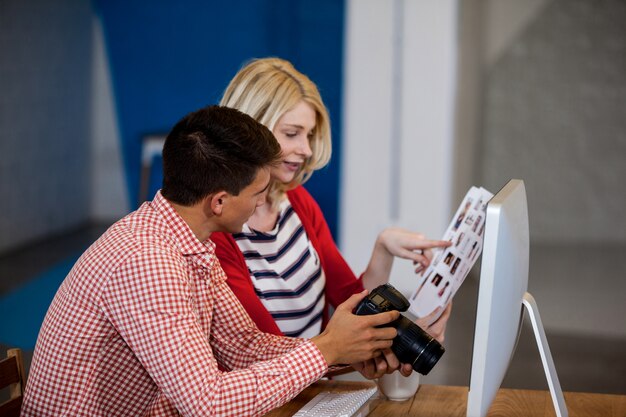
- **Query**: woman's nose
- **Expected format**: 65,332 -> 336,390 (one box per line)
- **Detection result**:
299,137 -> 313,158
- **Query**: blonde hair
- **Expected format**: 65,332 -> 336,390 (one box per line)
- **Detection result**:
220,57 -> 331,205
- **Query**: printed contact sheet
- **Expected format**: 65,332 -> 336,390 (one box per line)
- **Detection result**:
408,186 -> 494,323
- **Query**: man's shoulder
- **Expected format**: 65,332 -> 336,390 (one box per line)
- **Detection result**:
88,209 -> 182,267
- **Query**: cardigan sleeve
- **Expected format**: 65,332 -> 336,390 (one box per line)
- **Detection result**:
211,231 -> 284,336
287,187 -> 365,309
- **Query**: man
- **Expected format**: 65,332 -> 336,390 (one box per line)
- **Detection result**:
21,106 -> 399,416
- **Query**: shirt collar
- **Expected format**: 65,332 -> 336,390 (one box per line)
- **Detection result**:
150,191 -> 217,258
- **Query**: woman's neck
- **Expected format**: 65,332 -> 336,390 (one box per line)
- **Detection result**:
247,201 -> 281,232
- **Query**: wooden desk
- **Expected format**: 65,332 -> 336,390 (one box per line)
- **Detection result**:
265,381 -> 626,417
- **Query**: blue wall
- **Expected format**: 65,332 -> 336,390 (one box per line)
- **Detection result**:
95,0 -> 345,238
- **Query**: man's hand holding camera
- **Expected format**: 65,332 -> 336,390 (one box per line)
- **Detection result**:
311,290 -> 399,366
311,284 -> 445,380
353,301 -> 452,379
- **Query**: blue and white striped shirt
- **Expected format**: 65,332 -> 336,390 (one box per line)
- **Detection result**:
234,199 -> 326,338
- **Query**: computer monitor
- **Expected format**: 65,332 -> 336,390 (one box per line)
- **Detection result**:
466,179 -> 568,417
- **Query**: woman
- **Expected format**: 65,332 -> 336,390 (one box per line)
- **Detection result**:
212,57 -> 451,351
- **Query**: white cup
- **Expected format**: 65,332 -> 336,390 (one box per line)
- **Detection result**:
377,372 -> 420,401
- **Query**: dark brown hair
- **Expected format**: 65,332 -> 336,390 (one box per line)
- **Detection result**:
161,105 -> 281,206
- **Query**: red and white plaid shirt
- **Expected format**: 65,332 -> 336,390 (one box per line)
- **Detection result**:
22,191 -> 328,416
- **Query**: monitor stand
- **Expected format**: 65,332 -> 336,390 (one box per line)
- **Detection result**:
522,292 -> 569,417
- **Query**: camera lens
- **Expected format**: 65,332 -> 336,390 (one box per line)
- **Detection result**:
353,284 -> 445,375
391,315 -> 445,375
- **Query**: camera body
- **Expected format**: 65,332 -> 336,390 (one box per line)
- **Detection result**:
354,284 -> 445,375
354,283 -> 411,316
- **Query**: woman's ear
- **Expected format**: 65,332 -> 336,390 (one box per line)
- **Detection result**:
208,191 -> 228,216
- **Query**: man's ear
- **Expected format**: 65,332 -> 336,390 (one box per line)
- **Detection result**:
207,191 -> 229,216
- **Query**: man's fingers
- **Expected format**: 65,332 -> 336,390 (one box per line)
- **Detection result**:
375,356 -> 388,375
381,348 -> 400,371
367,310 -> 400,327
360,359 -> 377,379
337,290 -> 369,312
400,363 -> 413,377
375,339 -> 395,350
367,325 -> 397,341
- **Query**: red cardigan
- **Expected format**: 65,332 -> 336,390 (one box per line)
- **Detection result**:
211,186 -> 365,336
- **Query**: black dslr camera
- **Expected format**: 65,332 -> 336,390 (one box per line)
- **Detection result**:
354,284 -> 445,375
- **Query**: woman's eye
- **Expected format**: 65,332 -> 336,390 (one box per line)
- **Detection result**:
285,131 -> 297,138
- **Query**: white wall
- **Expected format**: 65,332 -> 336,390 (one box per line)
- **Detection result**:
340,0 -> 459,297
479,0 -> 626,243
483,0 -> 551,68
90,16 -> 129,222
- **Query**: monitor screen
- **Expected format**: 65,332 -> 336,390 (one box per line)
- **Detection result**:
466,179 -> 529,417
